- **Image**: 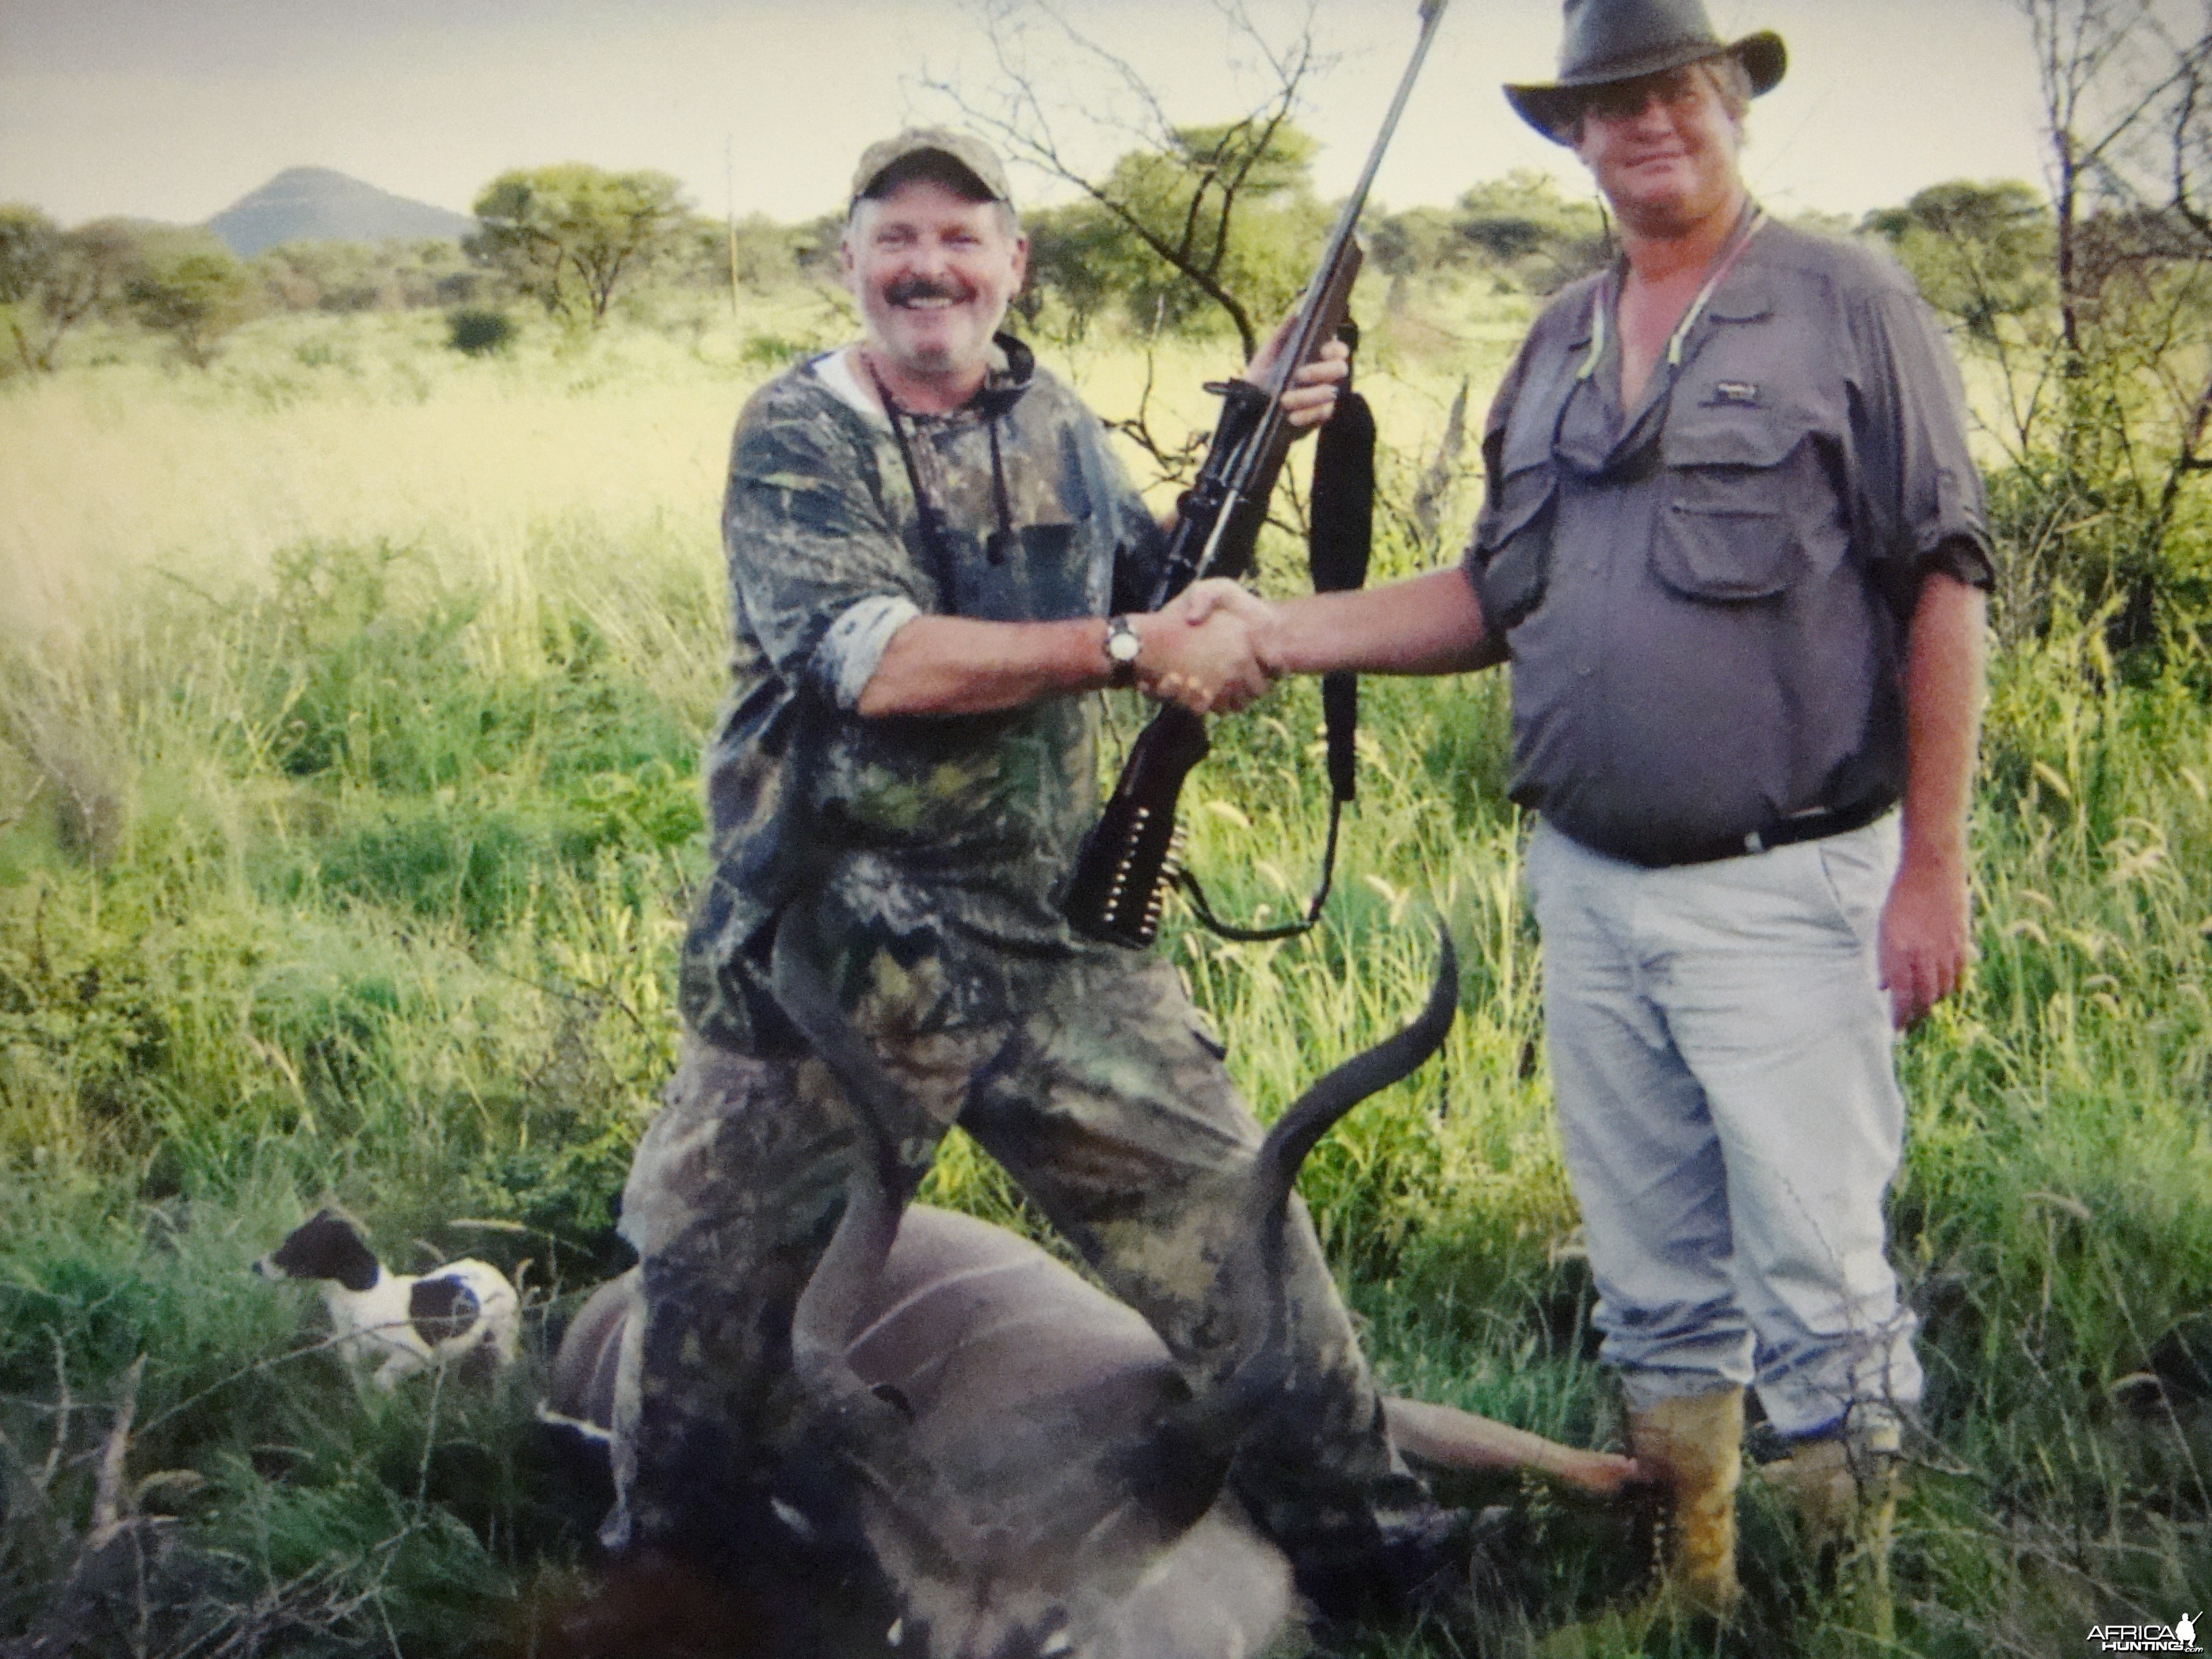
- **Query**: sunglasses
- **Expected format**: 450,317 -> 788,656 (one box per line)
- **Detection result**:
1578,68 -> 1713,125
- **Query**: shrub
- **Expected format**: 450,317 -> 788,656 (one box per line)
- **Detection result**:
123,232 -> 255,368
737,331 -> 813,370
445,308 -> 515,357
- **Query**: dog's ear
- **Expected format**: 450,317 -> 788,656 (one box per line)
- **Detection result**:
267,1211 -> 380,1292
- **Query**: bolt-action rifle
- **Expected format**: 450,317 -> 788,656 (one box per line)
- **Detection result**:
1061,0 -> 1450,949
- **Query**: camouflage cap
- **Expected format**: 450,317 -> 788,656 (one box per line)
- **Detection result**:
850,127 -> 1013,207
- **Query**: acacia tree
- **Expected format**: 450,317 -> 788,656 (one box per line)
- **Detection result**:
2017,0 -> 2212,643
1867,182 -> 2057,443
1868,3 -> 2212,642
1022,121 -> 1327,346
1368,172 -> 1611,300
0,205 -> 56,304
123,230 -> 255,367
469,165 -> 689,327
0,212 -> 144,374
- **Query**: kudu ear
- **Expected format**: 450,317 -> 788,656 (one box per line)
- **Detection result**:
768,901 -> 914,1206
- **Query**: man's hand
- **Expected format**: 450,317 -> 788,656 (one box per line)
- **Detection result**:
1133,604 -> 1272,716
1166,579 -> 1284,674
1882,570 -> 1988,1029
1170,570 -> 1504,680
1244,317 -> 1350,432
1877,851 -> 1971,1029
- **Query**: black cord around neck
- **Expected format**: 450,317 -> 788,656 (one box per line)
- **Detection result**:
861,353 -> 1017,586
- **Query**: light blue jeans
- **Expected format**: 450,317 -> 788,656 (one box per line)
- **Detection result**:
1526,815 -> 1922,1441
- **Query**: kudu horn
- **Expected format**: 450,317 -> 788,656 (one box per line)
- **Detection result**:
769,902 -> 936,1460
1196,922 -> 1458,1436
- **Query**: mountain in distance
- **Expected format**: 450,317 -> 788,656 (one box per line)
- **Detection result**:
205,167 -> 474,256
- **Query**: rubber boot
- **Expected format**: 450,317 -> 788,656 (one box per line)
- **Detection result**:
1762,1418 -> 1903,1646
1629,1386 -> 1744,1622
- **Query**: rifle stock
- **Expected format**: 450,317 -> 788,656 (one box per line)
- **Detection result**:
1057,703 -> 1210,949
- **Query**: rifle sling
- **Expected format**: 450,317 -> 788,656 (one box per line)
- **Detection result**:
1174,796 -> 1343,943
1176,382 -> 1373,945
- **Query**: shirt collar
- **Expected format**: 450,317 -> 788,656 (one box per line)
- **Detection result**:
822,331 -> 1038,428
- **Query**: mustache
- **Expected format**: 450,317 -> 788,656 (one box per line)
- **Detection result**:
885,276 -> 972,306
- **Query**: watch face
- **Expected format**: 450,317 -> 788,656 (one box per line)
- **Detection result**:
1107,620 -> 1141,663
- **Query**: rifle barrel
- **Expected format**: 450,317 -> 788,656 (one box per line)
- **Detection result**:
1146,0 -> 1451,607
1262,0 -> 1454,403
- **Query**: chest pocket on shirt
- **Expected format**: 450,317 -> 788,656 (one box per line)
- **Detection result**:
1469,438 -> 1559,633
951,520 -> 1086,622
1654,413 -> 1805,602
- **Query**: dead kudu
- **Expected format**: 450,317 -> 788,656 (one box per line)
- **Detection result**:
546,915 -> 1633,1657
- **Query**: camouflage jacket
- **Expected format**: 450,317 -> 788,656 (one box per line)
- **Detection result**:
679,335 -> 1169,1053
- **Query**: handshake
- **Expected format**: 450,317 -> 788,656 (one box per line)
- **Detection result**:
1124,579 -> 1286,717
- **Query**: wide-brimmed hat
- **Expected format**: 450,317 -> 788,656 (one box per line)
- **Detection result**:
1505,0 -> 1785,144
850,127 -> 1012,207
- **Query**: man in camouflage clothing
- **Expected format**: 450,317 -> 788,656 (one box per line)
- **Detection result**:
602,128 -> 1452,1614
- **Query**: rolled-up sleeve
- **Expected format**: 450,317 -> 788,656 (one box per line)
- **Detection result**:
819,594 -> 922,710
1847,274 -> 1996,594
721,400 -> 935,707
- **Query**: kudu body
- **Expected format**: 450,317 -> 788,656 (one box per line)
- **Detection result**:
548,918 -> 1632,1658
552,1207 -> 1301,1656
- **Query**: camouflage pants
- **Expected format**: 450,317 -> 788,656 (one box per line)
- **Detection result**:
602,950 -> 1427,1565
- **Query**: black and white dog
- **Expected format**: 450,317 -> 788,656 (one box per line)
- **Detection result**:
254,1209 -> 519,1389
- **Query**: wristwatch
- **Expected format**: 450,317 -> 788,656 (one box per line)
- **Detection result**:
1103,615 -> 1141,688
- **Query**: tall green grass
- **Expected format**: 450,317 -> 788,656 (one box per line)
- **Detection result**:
1,298 -> 2205,1656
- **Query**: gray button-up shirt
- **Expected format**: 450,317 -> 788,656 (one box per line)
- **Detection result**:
1463,219 -> 1992,867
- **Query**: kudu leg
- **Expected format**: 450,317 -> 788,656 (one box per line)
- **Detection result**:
1382,1397 -> 1642,1499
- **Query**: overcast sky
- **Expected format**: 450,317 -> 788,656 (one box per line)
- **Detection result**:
0,0 -> 2051,230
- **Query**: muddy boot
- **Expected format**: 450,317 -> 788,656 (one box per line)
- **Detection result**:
1629,1386 -> 1744,1622
1761,1416 -> 1903,1645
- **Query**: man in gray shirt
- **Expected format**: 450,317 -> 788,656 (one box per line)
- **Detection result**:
1183,0 -> 1990,1629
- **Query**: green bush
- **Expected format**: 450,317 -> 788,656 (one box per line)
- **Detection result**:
737,329 -> 813,369
444,307 -> 516,356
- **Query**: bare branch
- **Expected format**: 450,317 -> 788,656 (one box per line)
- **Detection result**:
40,1328 -> 70,1492
912,0 -> 1334,360
1410,377 -> 1471,550
1099,304 -> 1209,486
86,1357 -> 142,1549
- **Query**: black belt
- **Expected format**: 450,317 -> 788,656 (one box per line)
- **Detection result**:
1652,796 -> 1895,869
